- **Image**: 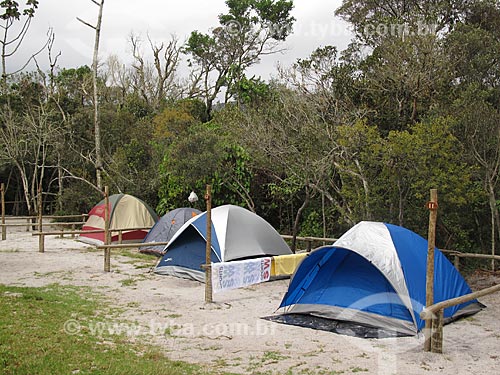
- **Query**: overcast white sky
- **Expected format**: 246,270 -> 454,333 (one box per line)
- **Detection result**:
11,0 -> 352,80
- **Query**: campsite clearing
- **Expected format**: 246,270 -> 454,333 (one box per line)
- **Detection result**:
0,229 -> 499,375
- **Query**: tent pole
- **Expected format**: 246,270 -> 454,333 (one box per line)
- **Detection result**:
204,184 -> 213,303
424,189 -> 438,352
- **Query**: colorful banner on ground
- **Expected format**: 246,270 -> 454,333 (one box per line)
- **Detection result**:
212,257 -> 272,293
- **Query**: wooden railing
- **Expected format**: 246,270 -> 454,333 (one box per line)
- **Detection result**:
280,235 -> 337,252
420,284 -> 500,353
31,226 -> 154,254
0,214 -> 88,239
441,249 -> 500,271
96,241 -> 169,272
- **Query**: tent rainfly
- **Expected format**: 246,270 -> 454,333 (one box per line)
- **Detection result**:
269,221 -> 484,338
154,204 -> 292,282
78,194 -> 158,246
139,207 -> 201,256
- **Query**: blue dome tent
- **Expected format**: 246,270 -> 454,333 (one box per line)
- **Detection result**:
154,205 -> 292,282
270,221 -> 483,337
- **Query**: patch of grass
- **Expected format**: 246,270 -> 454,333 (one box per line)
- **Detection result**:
120,249 -> 157,261
33,270 -> 75,280
213,358 -> 230,367
287,369 -> 345,375
199,344 -> 223,351
246,350 -> 291,373
262,350 -> 289,362
126,301 -> 140,308
120,278 -> 138,287
133,263 -> 156,270
0,284 -> 226,375
166,313 -> 182,319
302,344 -> 326,358
351,367 -> 369,373
164,325 -> 183,337
120,249 -> 158,269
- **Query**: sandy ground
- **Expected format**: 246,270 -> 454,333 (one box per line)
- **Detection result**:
1,221 -> 499,375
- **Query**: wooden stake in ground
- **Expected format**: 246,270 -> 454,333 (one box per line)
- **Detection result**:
424,189 -> 438,352
104,186 -> 111,272
38,185 -> 44,253
204,185 -> 213,303
1,182 -> 5,241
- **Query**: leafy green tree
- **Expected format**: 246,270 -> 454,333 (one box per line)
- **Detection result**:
184,0 -> 294,117
335,0 -> 470,46
219,86 -> 337,249
359,34 -> 450,131
329,120 -> 384,226
157,117 -> 254,214
452,88 -> 500,258
382,118 -> 480,234
228,75 -> 271,105
280,45 -> 360,125
444,1 -> 500,94
440,1 -> 500,257
54,66 -> 93,113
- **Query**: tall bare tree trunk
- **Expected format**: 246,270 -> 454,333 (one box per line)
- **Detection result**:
79,0 -> 105,191
92,1 -> 105,191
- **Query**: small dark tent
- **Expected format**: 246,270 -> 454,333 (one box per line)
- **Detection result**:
139,207 -> 201,256
269,221 -> 484,338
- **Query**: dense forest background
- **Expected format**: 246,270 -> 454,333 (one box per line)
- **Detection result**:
1,0 -> 500,258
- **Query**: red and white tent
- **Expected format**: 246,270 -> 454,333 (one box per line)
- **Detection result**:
78,194 -> 158,245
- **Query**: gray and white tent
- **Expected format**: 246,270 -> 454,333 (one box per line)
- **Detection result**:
154,204 -> 292,281
139,207 -> 201,255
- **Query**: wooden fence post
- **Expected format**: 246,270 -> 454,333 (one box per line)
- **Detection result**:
1,183 -> 5,241
306,239 -> 312,252
431,309 -> 444,353
38,185 -> 44,253
424,189 -> 438,352
103,186 -> 111,272
421,284 -> 500,353
454,255 -> 460,271
204,185 -> 213,303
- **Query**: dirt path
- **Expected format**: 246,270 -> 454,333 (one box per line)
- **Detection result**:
1,228 -> 499,374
